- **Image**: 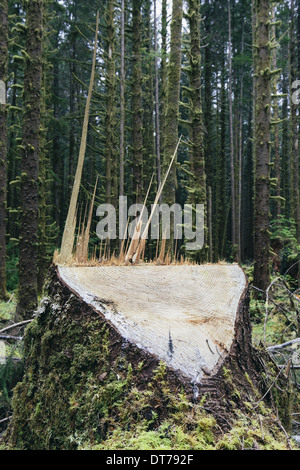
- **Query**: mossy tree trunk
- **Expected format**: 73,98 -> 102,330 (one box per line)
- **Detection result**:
228,0 -> 236,253
216,50 -> 227,260
38,2 -> 52,295
253,0 -> 272,292
105,0 -> 117,207
142,0 -> 155,197
281,72 -> 290,220
162,0 -> 183,208
0,0 -> 8,300
17,0 -> 44,319
271,6 -> 281,219
154,0 -> 162,200
119,0 -> 125,200
203,0 -> 213,259
160,0 -> 168,161
186,0 -> 207,260
132,0 -> 143,203
293,0 -> 300,285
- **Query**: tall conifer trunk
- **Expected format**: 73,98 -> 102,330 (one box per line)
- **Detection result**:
163,0 -> 183,206
160,0 -> 168,158
132,0 -> 143,203
154,0 -> 162,198
187,0 -> 206,259
228,0 -> 236,250
253,0 -> 271,292
119,0 -> 125,199
17,0 -> 44,318
294,0 -> 300,283
0,0 -> 8,300
105,0 -> 117,206
271,7 -> 281,219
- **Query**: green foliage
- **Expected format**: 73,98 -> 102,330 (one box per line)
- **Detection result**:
270,217 -> 298,267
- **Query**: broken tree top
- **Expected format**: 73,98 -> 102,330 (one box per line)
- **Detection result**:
58,264 -> 247,383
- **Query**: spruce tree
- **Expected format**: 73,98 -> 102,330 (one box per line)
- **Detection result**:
163,0 -> 183,207
253,0 -> 272,292
105,0 -> 117,206
186,0 -> 206,259
17,0 -> 44,319
132,0 -> 143,203
0,0 -> 8,300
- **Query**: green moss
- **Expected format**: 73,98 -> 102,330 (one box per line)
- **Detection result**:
216,414 -> 291,451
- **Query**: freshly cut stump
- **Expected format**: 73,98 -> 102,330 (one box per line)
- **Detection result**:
58,264 -> 248,383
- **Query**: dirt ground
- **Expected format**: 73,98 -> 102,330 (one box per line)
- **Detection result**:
58,264 -> 247,382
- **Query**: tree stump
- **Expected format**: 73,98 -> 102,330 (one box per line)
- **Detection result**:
5,263 -> 293,450
54,263 -> 261,403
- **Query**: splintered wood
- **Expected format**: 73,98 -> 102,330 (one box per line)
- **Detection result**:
58,264 -> 247,382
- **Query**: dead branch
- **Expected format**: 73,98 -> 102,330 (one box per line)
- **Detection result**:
0,334 -> 23,342
267,338 -> 300,352
0,319 -> 33,335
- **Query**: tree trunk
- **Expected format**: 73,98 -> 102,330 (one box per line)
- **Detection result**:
281,71 -> 290,220
162,0 -> 183,208
105,0 -> 117,206
187,0 -> 206,260
294,0 -> 300,284
203,0 -> 213,257
154,0 -> 162,202
17,0 -> 44,319
253,0 -> 271,293
290,1 -> 299,274
217,49 -> 227,260
132,0 -> 143,203
0,0 -> 8,300
142,0 -> 155,197
160,0 -> 168,159
271,7 -> 281,219
119,0 -> 125,200
238,24 -> 245,263
228,0 -> 236,250
57,263 -> 252,385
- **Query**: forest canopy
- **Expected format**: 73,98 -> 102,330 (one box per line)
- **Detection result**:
0,0 -> 299,315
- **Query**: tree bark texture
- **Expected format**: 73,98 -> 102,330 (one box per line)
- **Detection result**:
253,0 -> 271,292
17,0 -> 44,318
0,0 -> 8,300
105,0 -> 117,206
132,0 -> 143,203
162,0 -> 183,207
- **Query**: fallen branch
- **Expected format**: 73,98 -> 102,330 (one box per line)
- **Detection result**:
0,416 -> 12,425
0,334 -> 23,342
277,365 -> 300,370
0,319 -> 33,335
267,338 -> 300,352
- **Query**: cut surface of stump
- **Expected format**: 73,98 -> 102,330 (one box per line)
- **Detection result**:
58,264 -> 247,383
